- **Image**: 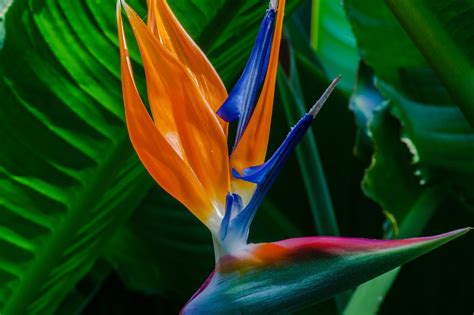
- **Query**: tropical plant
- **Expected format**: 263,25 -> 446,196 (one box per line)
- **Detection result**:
0,0 -> 472,314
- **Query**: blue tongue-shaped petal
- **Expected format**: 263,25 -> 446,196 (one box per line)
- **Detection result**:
230,77 -> 341,241
216,8 -> 276,146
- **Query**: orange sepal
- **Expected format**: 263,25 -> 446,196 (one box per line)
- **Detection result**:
122,3 -> 231,211
117,2 -> 218,226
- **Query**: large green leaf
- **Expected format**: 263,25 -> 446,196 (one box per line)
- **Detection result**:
0,0 -> 150,313
384,0 -> 474,125
343,0 -> 428,91
0,0 -> 303,313
345,0 -> 474,211
344,0 -> 474,239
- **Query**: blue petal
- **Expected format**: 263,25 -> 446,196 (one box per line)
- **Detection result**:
233,115 -> 312,184
230,76 -> 341,240
216,8 -> 276,144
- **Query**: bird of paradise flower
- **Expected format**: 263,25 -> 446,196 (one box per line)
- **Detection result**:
116,0 -> 470,313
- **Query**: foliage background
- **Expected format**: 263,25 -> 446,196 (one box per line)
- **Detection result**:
0,0 -> 473,314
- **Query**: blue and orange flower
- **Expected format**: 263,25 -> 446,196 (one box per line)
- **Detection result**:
117,0 -> 469,312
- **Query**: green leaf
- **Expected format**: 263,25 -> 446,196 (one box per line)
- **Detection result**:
342,268 -> 399,315
182,228 -> 470,314
343,0 -> 428,91
344,0 -> 474,225
310,0 -> 359,92
384,0 -> 474,125
0,0 -> 151,313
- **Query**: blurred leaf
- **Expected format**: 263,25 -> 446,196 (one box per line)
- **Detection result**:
344,0 -> 474,220
311,0 -> 358,92
379,81 -> 474,204
343,0 -> 428,92
384,0 -> 474,125
182,229 -> 470,313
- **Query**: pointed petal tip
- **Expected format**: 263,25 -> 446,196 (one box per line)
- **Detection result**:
309,75 -> 341,118
270,0 -> 278,10
442,227 -> 472,238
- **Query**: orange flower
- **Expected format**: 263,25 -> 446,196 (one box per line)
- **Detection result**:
117,0 -> 338,255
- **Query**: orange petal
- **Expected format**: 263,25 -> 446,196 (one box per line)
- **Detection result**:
148,0 -> 228,126
146,0 -> 156,32
121,3 -> 230,212
118,2 -> 217,226
231,0 -> 286,173
125,2 -> 184,157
